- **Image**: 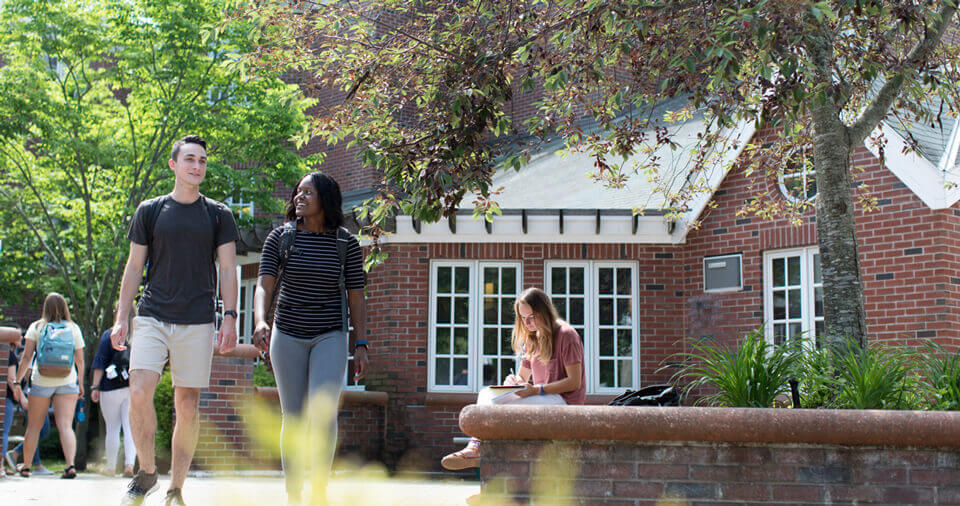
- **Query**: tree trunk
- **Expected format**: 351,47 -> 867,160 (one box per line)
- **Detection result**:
812,120 -> 867,348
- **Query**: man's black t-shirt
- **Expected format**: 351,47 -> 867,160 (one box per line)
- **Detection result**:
128,195 -> 238,324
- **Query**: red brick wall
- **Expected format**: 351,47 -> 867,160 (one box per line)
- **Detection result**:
481,440 -> 960,504
683,128 -> 960,349
194,356 -> 267,469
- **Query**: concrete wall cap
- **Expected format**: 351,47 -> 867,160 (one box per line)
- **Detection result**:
459,405 -> 960,448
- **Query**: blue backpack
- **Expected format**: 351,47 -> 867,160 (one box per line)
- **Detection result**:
36,321 -> 76,377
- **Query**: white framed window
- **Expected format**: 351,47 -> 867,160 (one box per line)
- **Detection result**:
763,247 -> 823,348
225,195 -> 254,217
546,261 -> 639,394
778,148 -> 817,202
237,278 -> 257,345
428,261 -> 521,392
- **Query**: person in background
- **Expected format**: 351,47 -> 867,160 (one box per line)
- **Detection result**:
17,293 -> 85,479
4,328 -> 54,476
91,309 -> 136,477
440,287 -> 585,471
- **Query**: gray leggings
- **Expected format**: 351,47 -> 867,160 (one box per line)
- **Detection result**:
269,326 -> 347,496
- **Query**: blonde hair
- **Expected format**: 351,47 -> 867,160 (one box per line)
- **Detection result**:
40,292 -> 71,324
511,287 -> 561,364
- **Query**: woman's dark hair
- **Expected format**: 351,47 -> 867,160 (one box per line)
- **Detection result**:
284,172 -> 344,230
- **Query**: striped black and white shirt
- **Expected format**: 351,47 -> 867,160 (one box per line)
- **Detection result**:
259,225 -> 365,338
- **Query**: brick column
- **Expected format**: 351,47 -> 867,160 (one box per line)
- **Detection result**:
193,356 -> 258,470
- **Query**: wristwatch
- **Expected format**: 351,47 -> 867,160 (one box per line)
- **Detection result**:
223,310 -> 238,319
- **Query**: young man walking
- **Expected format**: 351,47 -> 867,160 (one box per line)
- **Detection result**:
112,135 -> 239,506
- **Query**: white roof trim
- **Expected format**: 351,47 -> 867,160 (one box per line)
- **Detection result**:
866,122 -> 960,209
677,121 -> 758,237
378,214 -> 680,244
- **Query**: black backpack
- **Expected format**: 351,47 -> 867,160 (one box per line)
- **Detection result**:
608,384 -> 681,406
272,221 -> 352,332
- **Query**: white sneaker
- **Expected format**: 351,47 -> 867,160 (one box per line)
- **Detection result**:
33,466 -> 54,476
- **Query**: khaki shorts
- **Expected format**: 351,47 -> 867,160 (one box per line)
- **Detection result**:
130,316 -> 216,388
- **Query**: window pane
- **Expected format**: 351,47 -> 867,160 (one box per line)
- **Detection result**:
813,254 -> 821,284
789,322 -> 803,343
570,268 -> 584,293
788,288 -> 801,319
599,298 -> 614,325
618,359 -> 632,388
599,360 -> 615,388
483,298 -> 497,324
569,298 -> 584,326
552,268 -> 566,293
483,328 -> 497,355
454,327 -> 469,354
814,287 -> 823,317
773,291 -> 786,320
502,268 -> 517,294
482,358 -> 496,386
501,328 -> 513,355
437,297 -> 451,324
436,358 -> 450,385
774,323 -> 786,346
454,297 -> 469,323
500,359 -> 514,382
454,267 -> 470,293
815,321 -> 825,342
616,298 -> 631,326
483,267 -> 498,294
553,296 -> 566,320
453,358 -> 468,385
787,256 -> 801,285
438,267 -> 452,293
500,298 -> 514,325
616,269 -> 631,295
436,328 -> 450,354
773,258 -> 785,286
617,329 -> 632,356
599,329 -> 614,356
599,268 -> 614,295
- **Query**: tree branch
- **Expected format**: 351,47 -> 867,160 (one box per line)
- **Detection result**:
848,3 -> 958,146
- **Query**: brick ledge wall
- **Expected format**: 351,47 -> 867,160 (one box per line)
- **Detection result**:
465,406 -> 960,505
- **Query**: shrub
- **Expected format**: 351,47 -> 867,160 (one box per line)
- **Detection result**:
153,370 -> 174,459
668,328 -> 801,407
253,360 -> 277,387
918,341 -> 960,410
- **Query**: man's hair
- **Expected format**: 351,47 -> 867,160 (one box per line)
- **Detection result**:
171,135 -> 207,161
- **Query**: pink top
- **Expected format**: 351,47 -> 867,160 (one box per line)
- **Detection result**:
521,323 -> 586,405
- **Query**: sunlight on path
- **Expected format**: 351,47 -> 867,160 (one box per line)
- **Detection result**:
0,474 -> 479,505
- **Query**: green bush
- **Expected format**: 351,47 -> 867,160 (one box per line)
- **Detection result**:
153,370 -> 173,458
253,361 -> 276,387
918,341 -> 960,410
668,328 -> 801,407
795,335 -> 921,410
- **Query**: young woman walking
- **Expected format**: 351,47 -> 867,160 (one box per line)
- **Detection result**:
253,172 -> 369,505
17,293 -> 85,479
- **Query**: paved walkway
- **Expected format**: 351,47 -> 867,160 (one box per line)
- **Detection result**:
0,472 -> 480,505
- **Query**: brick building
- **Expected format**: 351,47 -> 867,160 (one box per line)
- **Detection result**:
222,93 -> 960,471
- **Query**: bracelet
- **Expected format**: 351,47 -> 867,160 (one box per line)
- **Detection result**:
90,386 -> 99,390
539,384 -> 545,396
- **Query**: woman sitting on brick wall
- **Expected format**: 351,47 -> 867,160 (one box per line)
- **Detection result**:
441,287 -> 586,471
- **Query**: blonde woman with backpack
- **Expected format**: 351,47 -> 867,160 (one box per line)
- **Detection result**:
16,292 -> 85,479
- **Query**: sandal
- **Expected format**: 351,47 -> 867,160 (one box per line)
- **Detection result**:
62,465 -> 76,479
441,446 -> 481,471
18,465 -> 31,478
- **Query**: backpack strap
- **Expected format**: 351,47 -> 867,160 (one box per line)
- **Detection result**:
202,195 -> 224,260
142,195 -> 170,286
336,227 -> 351,332
271,221 -> 299,316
